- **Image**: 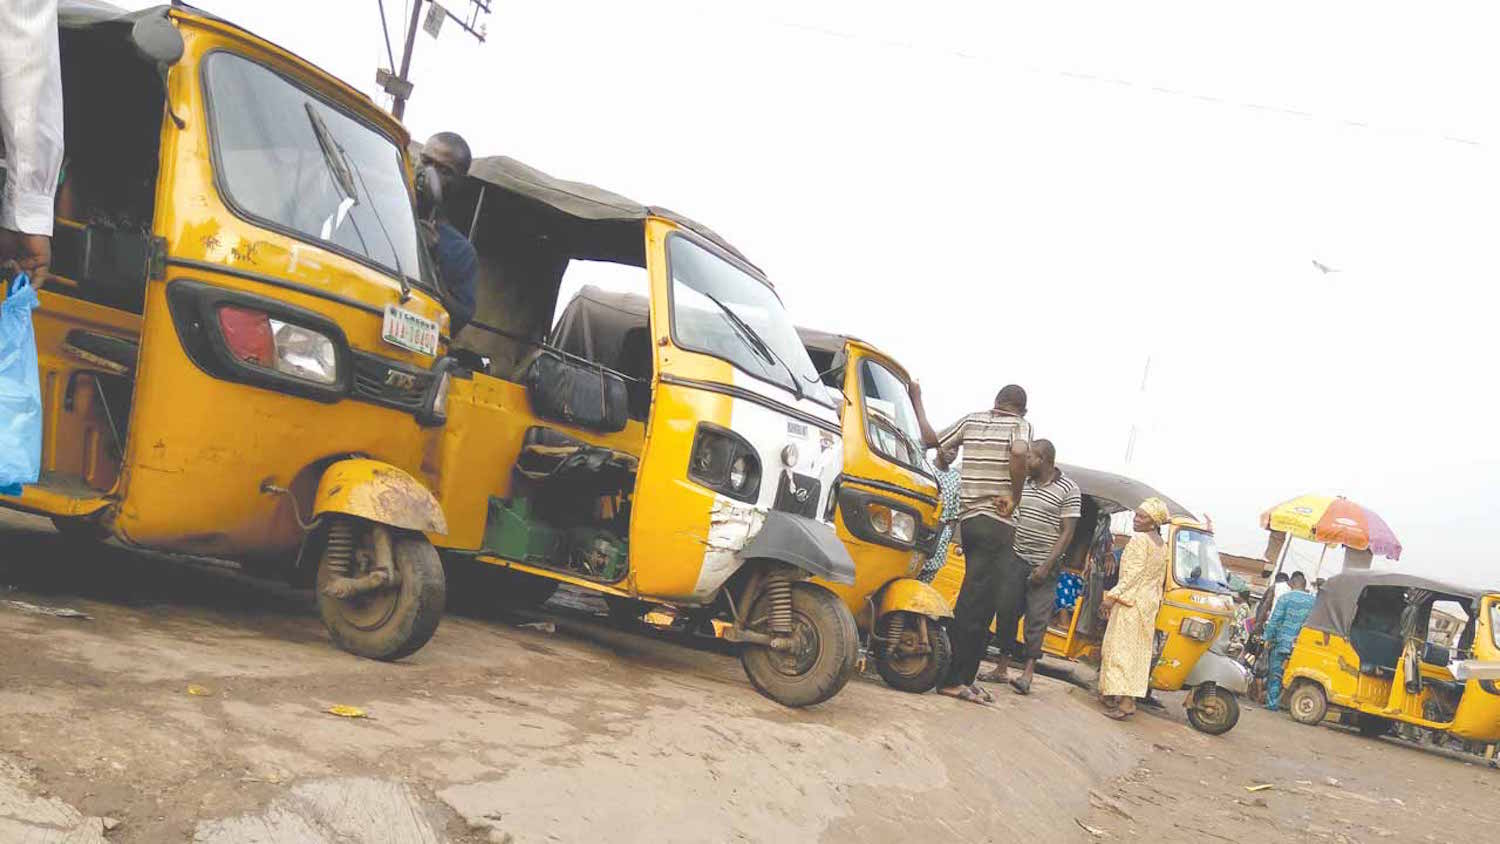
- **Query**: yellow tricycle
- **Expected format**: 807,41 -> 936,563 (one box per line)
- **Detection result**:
1282,571 -> 1500,744
428,157 -> 859,707
933,466 -> 1245,733
1,4 -> 454,658
798,328 -> 954,692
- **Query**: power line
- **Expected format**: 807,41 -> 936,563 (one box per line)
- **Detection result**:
746,12 -> 1489,151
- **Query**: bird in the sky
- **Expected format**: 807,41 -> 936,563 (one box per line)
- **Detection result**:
1311,259 -> 1340,274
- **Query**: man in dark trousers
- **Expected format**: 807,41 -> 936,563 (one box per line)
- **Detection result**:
417,131 -> 478,334
1003,438 -> 1081,694
910,381 -> 1032,704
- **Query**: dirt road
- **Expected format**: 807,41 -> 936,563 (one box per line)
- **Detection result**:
0,509 -> 1495,842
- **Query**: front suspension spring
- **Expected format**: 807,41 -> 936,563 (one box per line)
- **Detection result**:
766,576 -> 793,635
323,519 -> 356,578
885,612 -> 907,651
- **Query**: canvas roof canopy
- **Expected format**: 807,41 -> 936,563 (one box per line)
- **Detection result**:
1302,570 -> 1492,639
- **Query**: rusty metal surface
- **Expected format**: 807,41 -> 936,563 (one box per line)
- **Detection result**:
313,459 -> 447,534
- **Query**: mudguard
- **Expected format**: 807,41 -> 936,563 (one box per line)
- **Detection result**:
313,459 -> 447,534
876,577 -> 954,621
1184,648 -> 1251,695
742,511 -> 856,585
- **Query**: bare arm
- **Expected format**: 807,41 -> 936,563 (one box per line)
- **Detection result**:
908,380 -> 944,449
1004,438 -> 1029,515
1031,515 -> 1079,583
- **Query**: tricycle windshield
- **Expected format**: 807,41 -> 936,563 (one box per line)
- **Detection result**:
1173,528 -> 1230,589
1491,599 -> 1500,649
860,359 -> 925,470
203,52 -> 426,287
667,235 -> 832,407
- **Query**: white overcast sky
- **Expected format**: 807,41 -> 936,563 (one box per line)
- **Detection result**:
135,1 -> 1497,585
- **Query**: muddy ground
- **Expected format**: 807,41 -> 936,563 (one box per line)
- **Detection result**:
0,509 -> 1495,843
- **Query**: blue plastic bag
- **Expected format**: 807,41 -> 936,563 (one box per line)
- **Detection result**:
0,272 -> 42,495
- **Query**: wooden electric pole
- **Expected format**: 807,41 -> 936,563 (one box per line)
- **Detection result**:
376,0 -> 492,121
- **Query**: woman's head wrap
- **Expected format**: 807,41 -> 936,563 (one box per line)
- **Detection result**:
1138,497 -> 1171,527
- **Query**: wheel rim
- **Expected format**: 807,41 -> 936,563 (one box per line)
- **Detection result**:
1195,690 -> 1229,726
883,615 -> 929,678
766,609 -> 821,677
1292,689 -> 1319,720
318,531 -> 401,632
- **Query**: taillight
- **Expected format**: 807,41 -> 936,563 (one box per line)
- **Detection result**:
216,305 -> 340,386
218,305 -> 274,367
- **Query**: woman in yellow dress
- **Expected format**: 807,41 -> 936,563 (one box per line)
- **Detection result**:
1098,497 -> 1172,719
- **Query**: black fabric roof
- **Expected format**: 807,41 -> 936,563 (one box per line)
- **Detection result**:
1054,464 -> 1192,518
1302,570 -> 1491,639
463,155 -> 762,276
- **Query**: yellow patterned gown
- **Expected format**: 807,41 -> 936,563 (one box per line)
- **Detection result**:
1099,533 -> 1169,697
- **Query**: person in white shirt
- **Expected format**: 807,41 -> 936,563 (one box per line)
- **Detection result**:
0,0 -> 65,280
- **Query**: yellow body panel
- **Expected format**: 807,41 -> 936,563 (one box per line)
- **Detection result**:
812,341 -> 943,631
1,11 -> 448,558
875,577 -> 954,621
1149,589 -> 1229,690
314,459 -> 446,534
1284,593 -> 1500,741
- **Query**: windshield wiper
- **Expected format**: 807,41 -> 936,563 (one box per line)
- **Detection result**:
305,102 -> 414,302
697,290 -> 805,400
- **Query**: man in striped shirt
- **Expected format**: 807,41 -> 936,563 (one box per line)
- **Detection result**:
911,381 -> 1032,704
1005,438 -> 1081,694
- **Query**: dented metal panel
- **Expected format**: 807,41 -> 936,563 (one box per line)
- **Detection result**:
313,458 -> 447,534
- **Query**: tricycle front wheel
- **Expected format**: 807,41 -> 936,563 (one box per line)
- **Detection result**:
875,611 -> 952,694
740,581 -> 858,707
1185,683 -> 1240,735
317,517 -> 445,661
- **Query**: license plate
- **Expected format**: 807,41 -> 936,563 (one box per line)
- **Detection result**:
381,305 -> 439,356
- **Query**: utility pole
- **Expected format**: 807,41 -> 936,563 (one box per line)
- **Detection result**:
376,0 -> 492,121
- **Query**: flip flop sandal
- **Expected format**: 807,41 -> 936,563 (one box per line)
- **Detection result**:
976,670 -> 1008,684
968,684 -> 995,703
937,686 -> 989,705
1009,677 -> 1032,696
1102,707 -> 1130,720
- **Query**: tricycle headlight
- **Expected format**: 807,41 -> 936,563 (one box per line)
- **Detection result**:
1180,616 -> 1216,641
426,369 -> 451,422
728,455 -> 750,492
890,510 -> 916,543
867,502 -> 892,535
268,318 -> 339,384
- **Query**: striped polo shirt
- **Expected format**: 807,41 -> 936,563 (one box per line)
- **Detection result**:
937,410 -> 1033,524
1013,470 -> 1083,566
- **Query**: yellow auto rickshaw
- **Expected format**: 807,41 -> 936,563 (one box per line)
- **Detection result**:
0,3 -> 453,659
933,465 -> 1245,733
798,328 -> 954,692
1282,571 -> 1500,743
427,158 -> 859,707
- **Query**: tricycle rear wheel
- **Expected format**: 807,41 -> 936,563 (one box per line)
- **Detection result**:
1185,683 -> 1240,735
740,581 -> 858,707
874,611 -> 952,694
317,519 -> 445,661
1288,680 -> 1329,726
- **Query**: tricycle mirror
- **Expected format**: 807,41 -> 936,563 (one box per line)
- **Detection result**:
131,14 -> 184,67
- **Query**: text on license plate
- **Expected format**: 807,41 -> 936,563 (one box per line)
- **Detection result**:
381,305 -> 439,356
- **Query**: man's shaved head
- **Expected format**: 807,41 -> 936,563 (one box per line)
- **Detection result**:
1032,438 -> 1056,464
424,131 -> 472,175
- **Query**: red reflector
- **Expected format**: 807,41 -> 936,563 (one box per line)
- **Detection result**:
217,305 -> 274,367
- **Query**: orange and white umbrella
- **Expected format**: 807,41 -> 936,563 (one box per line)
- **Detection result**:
1260,494 -> 1401,561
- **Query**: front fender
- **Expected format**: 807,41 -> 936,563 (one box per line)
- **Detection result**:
313,458 -> 447,534
1184,648 -> 1251,695
877,577 -> 954,621
741,511 -> 856,585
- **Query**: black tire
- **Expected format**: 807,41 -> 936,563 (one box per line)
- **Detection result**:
874,612 -> 952,694
740,582 -> 859,707
319,526 -> 446,661
51,516 -> 109,543
1186,684 -> 1241,735
1288,681 -> 1329,726
1356,713 -> 1393,738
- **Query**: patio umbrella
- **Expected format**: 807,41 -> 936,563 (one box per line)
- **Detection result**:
1260,494 -> 1402,561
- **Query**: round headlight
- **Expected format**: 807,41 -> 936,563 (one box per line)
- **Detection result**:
729,455 -> 750,491
868,503 -> 892,534
781,443 -> 799,468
